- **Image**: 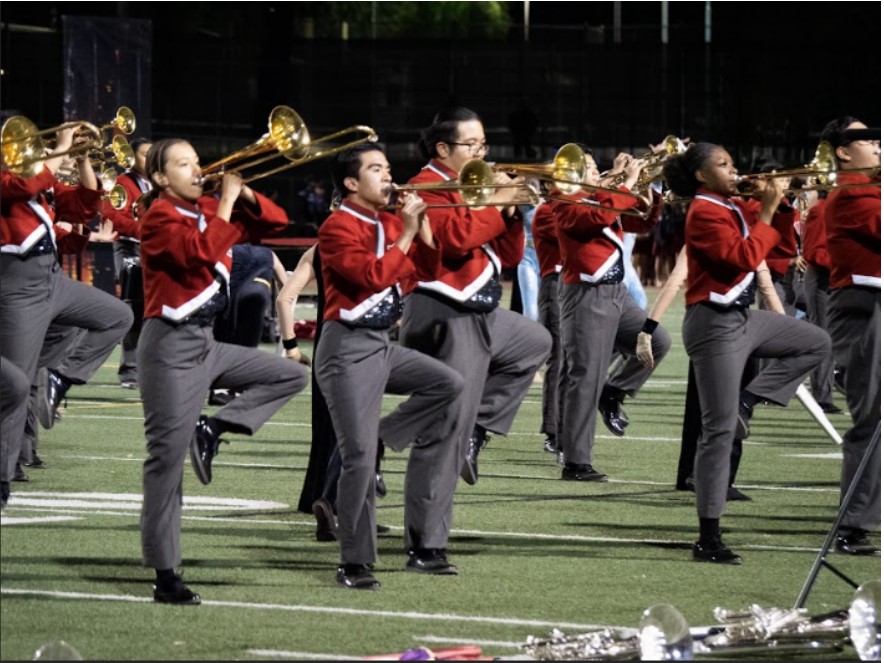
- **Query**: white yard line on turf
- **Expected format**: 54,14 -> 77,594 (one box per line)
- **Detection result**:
0,588 -> 614,631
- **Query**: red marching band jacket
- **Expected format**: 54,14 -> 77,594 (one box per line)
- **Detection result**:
100,170 -> 153,241
802,197 -> 830,270
406,159 -> 524,303
531,202 -> 562,278
139,190 -> 287,322
318,200 -> 438,324
824,171 -> 881,290
1,169 -> 101,256
683,188 -> 791,306
551,186 -> 661,286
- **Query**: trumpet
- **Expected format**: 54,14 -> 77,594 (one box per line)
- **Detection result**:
200,105 -> 377,186
389,159 -> 539,209
1,107 -> 137,178
606,135 -> 688,190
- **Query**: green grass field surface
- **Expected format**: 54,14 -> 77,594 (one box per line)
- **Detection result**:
1,292 -> 878,660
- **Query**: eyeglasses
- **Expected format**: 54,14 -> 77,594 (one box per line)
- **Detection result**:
448,141 -> 490,156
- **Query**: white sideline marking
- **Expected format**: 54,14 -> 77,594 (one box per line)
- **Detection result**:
415,634 -> 523,648
8,492 -> 289,512
246,650 -> 358,660
1,515 -> 82,526
787,453 -> 842,460
60,414 -> 310,428
3,504 -> 828,553
0,588 -> 613,631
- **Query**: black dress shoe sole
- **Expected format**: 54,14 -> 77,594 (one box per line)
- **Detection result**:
153,587 -> 202,605
460,460 -> 478,486
406,560 -> 458,575
312,499 -> 337,542
336,575 -> 380,590
189,437 -> 212,486
561,471 -> 608,482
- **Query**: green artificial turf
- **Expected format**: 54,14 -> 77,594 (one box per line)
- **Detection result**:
1,292 -> 878,660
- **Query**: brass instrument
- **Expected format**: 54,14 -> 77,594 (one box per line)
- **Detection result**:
390,158 -> 539,209
740,141 -> 881,193
105,183 -> 128,211
494,143 -> 653,217
1,108 -> 137,178
522,604 -> 692,661
520,582 -> 880,660
606,135 -> 688,190
200,105 -> 377,186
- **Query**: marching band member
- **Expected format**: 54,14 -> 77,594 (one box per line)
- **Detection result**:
315,143 -> 464,589
663,142 -> 830,564
552,150 -> 670,482
136,138 -> 308,604
798,188 -> 843,414
1,125 -> 131,508
401,107 -> 551,486
531,195 -> 566,457
102,137 -> 153,389
820,117 -> 880,556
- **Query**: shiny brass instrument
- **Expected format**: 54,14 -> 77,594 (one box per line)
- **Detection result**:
606,135 -> 688,190
105,183 -> 129,211
740,141 -> 881,194
520,582 -> 880,661
522,604 -> 692,661
200,105 -> 377,186
1,108 -> 136,178
497,143 -> 653,217
390,158 -> 539,209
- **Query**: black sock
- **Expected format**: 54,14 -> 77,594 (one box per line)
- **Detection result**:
699,518 -> 720,542
602,384 -> 625,402
740,390 -> 759,409
473,423 -> 486,439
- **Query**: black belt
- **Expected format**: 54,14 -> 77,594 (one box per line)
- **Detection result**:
26,235 -> 57,258
179,311 -> 217,327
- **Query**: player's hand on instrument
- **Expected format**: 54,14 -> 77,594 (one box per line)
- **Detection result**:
285,347 -> 312,367
636,331 -> 654,369
398,191 -> 427,233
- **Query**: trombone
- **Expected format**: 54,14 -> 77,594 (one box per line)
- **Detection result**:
507,143 -> 653,217
200,105 -> 378,186
389,158 -> 539,209
739,140 -> 880,192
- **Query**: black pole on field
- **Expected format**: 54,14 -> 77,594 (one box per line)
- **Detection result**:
794,421 -> 881,610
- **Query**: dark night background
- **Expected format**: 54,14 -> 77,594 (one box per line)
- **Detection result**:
1,1 -> 880,217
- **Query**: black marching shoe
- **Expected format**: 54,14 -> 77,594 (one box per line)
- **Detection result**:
726,486 -> 752,502
189,415 -> 226,485
375,443 -> 387,498
598,394 -> 629,437
312,497 -> 338,542
693,537 -> 742,565
12,463 -> 29,482
153,575 -> 201,605
39,369 -> 70,430
734,399 -> 754,440
543,437 -> 561,455
406,548 -> 458,575
818,402 -> 844,415
207,389 -> 235,406
835,530 -> 880,556
561,462 -> 608,482
336,564 -> 380,590
24,453 -> 46,469
461,426 -> 489,486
